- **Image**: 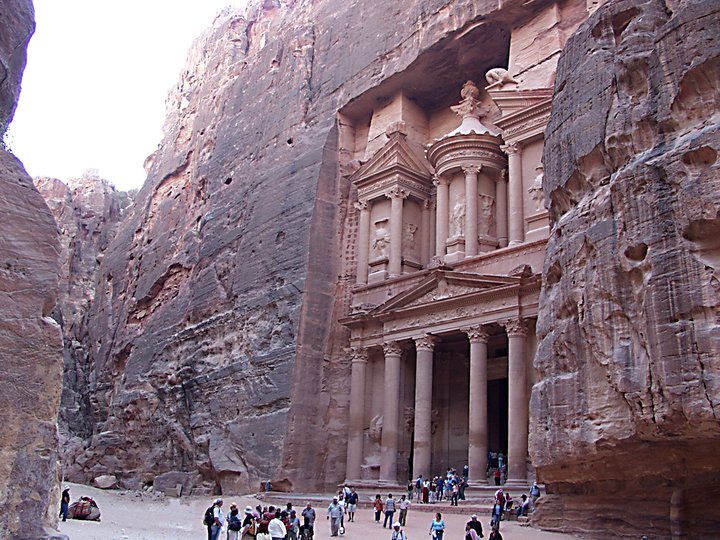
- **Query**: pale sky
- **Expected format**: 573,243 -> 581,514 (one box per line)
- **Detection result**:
9,0 -> 242,191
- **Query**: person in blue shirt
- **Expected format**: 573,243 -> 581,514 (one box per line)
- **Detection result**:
429,512 -> 446,539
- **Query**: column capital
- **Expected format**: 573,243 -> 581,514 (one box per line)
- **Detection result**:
414,334 -> 437,352
383,340 -> 403,356
354,199 -> 370,211
423,199 -> 434,210
498,169 -> 508,183
384,187 -> 409,200
432,174 -> 449,187
461,164 -> 482,176
501,141 -> 522,156
503,317 -> 529,336
464,327 -> 489,343
349,347 -> 369,364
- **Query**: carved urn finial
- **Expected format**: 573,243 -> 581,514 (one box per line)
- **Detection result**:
451,80 -> 483,120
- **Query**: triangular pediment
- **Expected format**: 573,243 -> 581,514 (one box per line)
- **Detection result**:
371,270 -> 520,315
352,132 -> 434,186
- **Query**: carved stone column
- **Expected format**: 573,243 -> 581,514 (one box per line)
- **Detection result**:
412,335 -> 436,480
345,348 -> 368,482
386,188 -> 408,277
504,318 -> 529,484
421,200 -> 431,265
434,175 -> 449,258
466,327 -> 489,484
355,200 -> 371,284
496,170 -> 508,248
501,142 -> 524,246
380,341 -> 403,483
463,165 -> 480,257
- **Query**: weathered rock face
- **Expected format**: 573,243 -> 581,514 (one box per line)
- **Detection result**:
532,0 -> 720,537
34,172 -> 133,479
0,4 -> 66,538
69,0 -> 552,493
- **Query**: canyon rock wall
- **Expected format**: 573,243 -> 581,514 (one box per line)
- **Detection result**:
34,172 -> 132,475
0,1 -> 67,537
71,0 -> 546,492
532,0 -> 720,537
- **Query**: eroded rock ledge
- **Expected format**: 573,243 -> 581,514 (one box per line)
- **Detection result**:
531,0 -> 720,537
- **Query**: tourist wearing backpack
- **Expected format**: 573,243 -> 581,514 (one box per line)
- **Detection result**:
227,503 -> 242,540
241,506 -> 257,539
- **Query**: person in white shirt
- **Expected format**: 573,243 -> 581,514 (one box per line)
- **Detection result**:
212,499 -> 225,540
398,494 -> 411,526
268,514 -> 287,540
391,521 -> 407,540
327,497 -> 344,537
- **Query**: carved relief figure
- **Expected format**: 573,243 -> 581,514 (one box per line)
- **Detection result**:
450,200 -> 465,238
371,220 -> 390,259
404,223 -> 418,250
478,194 -> 495,236
528,164 -> 545,212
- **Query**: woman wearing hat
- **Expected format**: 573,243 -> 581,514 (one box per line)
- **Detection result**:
241,506 -> 257,540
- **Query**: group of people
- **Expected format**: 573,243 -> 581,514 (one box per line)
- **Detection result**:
409,466 -> 469,505
204,499 -> 320,540
489,483 -> 541,529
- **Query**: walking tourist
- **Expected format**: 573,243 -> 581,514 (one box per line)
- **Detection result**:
383,493 -> 396,527
59,486 -> 70,522
451,479 -> 459,506
346,488 -> 358,522
391,521 -> 407,540
488,524 -> 503,540
301,503 -> 316,538
466,514 -> 483,537
327,496 -> 344,537
429,512 -> 446,540
399,494 -> 411,525
374,494 -> 384,523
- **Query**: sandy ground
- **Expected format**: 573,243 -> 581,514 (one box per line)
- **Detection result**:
58,483 -> 579,540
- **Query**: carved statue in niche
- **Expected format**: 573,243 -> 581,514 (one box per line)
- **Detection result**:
404,223 -> 418,252
528,164 -> 545,213
404,406 -> 415,433
362,414 -> 384,478
478,194 -> 495,236
450,200 -> 465,238
368,414 -> 383,442
371,220 -> 390,259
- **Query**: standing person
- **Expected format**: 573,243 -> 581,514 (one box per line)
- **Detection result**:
373,494 -> 384,523
337,492 -> 346,532
268,512 -> 287,540
241,506 -> 257,540
343,484 -> 352,500
407,480 -> 414,500
255,521 -> 272,540
465,524 -> 480,540
491,501 -> 503,529
415,475 -> 423,500
459,475 -> 468,501
346,489 -> 358,523
450,480 -> 459,506
391,521 -> 407,540
530,482 -> 541,511
466,514 -> 483,538
301,503 -> 316,538
383,493 -> 396,528
398,494 -> 411,526
494,468 -> 501,486
212,499 -> 225,540
227,503 -> 242,540
429,512 -> 446,540
287,510 -> 300,540
327,496 -> 344,537
488,524 -> 503,540
59,486 -> 70,522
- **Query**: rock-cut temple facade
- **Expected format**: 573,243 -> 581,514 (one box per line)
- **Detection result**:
335,1 -> 587,487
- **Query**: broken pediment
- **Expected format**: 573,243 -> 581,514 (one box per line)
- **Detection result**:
351,127 -> 434,199
371,270 -> 520,315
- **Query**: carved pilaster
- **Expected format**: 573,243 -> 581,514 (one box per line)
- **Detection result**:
414,334 -> 437,352
350,347 -> 369,364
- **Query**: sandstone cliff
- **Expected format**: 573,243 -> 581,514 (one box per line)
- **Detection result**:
0,1 -> 67,537
531,0 -> 720,537
69,0 -> 554,493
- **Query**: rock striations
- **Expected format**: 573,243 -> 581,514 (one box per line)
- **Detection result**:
0,1 -> 67,538
532,0 -> 720,537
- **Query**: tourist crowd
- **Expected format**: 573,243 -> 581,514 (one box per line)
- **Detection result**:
203,475 -> 541,540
